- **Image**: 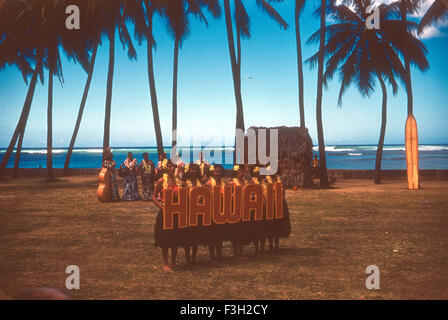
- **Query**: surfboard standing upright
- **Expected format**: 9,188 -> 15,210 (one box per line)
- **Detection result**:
405,114 -> 419,190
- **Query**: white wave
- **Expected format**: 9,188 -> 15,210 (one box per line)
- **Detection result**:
382,147 -> 404,151
419,145 -> 448,151
348,153 -> 362,156
313,146 -> 357,152
73,149 -> 103,153
383,146 -> 448,152
21,149 -> 66,154
312,145 -> 448,153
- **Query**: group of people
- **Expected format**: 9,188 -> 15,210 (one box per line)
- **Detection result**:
101,150 -> 290,272
101,151 -> 159,202
151,158 -> 290,272
101,150 -> 216,202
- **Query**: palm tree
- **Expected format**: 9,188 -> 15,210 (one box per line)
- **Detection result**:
62,44 -> 98,175
128,0 -> 168,157
1,1 -> 92,179
43,2 -> 66,180
146,2 -> 165,157
100,0 -> 136,161
396,0 -> 425,117
63,1 -> 102,175
307,0 -> 428,184
295,0 -> 306,127
167,0 -> 221,150
223,0 -> 288,152
314,0 -> 329,187
0,1 -> 47,179
165,0 -> 190,151
418,0 -> 448,34
0,0 -> 37,178
127,0 -> 212,158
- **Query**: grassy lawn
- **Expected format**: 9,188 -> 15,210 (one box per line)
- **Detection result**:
0,176 -> 447,299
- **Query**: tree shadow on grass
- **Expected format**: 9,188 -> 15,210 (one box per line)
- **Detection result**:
280,247 -> 323,257
170,246 -> 324,272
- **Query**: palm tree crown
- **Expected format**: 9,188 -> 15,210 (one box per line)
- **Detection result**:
307,0 -> 428,104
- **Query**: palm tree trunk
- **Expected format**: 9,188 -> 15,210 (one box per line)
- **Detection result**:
172,38 -> 179,150
295,0 -> 305,127
375,74 -> 388,184
47,67 -> 54,181
316,0 -> 329,187
404,56 -> 413,116
103,28 -> 115,162
224,0 -> 245,132
236,22 -> 241,77
63,42 -> 99,176
0,61 -> 41,178
13,128 -> 25,178
146,7 -> 164,157
401,0 -> 414,116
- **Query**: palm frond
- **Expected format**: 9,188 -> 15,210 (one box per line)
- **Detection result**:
235,0 -> 251,39
418,0 -> 448,33
256,0 -> 288,29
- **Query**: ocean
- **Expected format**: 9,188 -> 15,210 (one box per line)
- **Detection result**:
1,144 -> 448,170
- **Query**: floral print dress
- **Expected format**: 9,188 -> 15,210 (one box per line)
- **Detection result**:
122,158 -> 141,201
103,160 -> 119,201
139,160 -> 155,201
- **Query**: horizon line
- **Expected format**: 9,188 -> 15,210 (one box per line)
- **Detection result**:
1,142 -> 448,150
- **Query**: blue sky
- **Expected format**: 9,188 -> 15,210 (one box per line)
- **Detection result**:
0,0 -> 447,148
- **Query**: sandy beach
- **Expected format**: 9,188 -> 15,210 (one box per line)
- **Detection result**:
0,176 -> 447,300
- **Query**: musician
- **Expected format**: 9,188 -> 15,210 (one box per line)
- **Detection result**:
102,152 -> 119,201
152,159 -> 183,271
120,152 -> 140,201
139,153 -> 155,201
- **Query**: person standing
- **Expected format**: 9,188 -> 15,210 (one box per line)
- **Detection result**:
156,152 -> 168,179
102,152 -> 119,201
312,154 -> 320,178
152,159 -> 182,271
120,152 -> 140,201
207,164 -> 226,262
230,165 -> 249,258
139,153 -> 155,201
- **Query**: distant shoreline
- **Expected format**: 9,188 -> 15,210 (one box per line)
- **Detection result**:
3,168 -> 448,181
2,144 -> 448,170
1,143 -> 448,150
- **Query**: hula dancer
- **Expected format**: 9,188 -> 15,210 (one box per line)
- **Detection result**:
139,153 -> 155,201
230,165 -> 249,258
152,159 -> 183,271
250,166 -> 266,255
184,163 -> 203,265
206,164 -> 226,262
266,166 -> 291,252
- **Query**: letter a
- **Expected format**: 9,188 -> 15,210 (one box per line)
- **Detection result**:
65,265 -> 80,290
365,5 -> 380,30
365,265 -> 380,290
66,5 -> 80,30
